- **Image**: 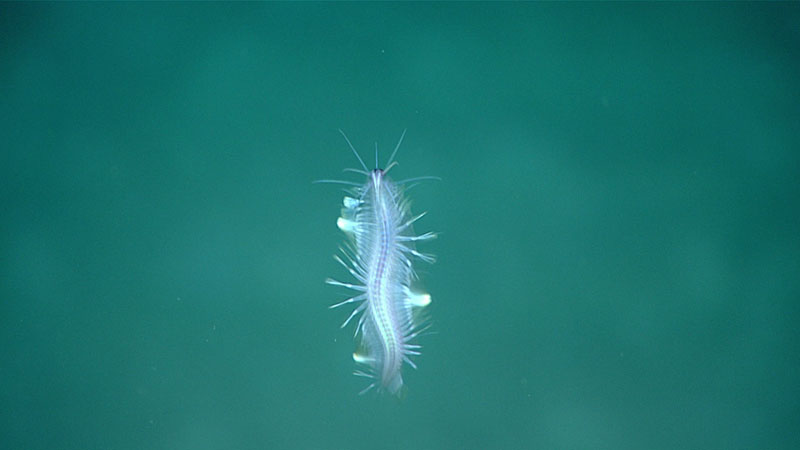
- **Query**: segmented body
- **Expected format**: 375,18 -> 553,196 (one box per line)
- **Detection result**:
324,134 -> 435,396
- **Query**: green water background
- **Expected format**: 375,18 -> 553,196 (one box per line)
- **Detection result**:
2,3 -> 798,449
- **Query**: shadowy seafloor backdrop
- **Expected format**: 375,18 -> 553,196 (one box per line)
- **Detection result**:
2,3 -> 798,450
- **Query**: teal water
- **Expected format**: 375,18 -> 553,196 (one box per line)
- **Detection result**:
2,3 -> 798,449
